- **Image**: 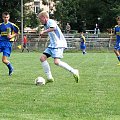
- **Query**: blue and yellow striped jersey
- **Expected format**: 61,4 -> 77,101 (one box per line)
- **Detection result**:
0,21 -> 20,41
80,35 -> 86,44
114,25 -> 120,44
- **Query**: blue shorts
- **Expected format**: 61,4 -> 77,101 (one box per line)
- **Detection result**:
43,47 -> 64,59
114,43 -> 120,50
80,44 -> 86,50
0,41 -> 12,57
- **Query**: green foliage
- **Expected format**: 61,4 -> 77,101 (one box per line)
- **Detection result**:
0,0 -> 35,27
0,0 -> 33,22
23,0 -> 33,4
0,0 -> 120,31
54,0 -> 120,31
0,0 -> 20,22
42,0 -> 49,5
24,12 -> 39,28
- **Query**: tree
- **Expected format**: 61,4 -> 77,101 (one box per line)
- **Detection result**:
42,0 -> 49,5
54,0 -> 120,32
24,12 -> 39,29
0,0 -> 34,27
0,0 -> 20,22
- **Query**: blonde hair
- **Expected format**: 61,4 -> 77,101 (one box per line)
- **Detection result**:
38,11 -> 49,18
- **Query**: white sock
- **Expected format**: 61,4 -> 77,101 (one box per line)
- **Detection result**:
83,50 -> 85,52
41,60 -> 52,79
58,61 -> 75,74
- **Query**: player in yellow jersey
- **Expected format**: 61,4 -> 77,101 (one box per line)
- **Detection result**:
0,12 -> 20,75
80,30 -> 86,55
111,16 -> 120,65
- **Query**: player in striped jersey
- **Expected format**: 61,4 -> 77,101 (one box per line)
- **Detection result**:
0,12 -> 20,75
113,16 -> 120,65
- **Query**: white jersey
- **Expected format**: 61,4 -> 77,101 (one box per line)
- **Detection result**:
44,19 -> 67,48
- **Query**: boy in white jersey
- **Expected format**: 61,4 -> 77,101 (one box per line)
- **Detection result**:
38,11 -> 79,83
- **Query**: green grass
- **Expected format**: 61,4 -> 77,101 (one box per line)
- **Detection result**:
0,52 -> 120,120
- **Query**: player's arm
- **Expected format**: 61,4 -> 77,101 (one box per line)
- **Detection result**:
40,27 -> 55,36
7,32 -> 18,39
108,28 -> 116,41
8,23 -> 20,41
109,28 -> 115,36
109,32 -> 115,36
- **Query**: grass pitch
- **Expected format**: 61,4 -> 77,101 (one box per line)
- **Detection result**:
0,52 -> 120,120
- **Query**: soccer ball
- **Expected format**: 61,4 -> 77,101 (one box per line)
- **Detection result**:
35,77 -> 46,85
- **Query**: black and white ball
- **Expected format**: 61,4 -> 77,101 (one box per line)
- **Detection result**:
35,77 -> 45,85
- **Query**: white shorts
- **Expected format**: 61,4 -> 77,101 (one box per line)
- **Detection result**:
43,47 -> 65,58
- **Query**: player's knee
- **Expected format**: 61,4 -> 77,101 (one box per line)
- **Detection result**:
54,60 -> 59,65
40,56 -> 44,62
40,56 -> 46,62
2,59 -> 6,64
54,62 -> 59,65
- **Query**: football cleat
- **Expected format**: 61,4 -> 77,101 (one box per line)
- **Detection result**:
117,62 -> 120,66
9,68 -> 14,76
73,69 -> 79,83
46,77 -> 54,83
83,52 -> 87,55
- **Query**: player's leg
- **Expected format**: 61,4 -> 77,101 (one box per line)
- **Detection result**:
117,50 -> 120,65
114,48 -> 120,65
2,47 -> 13,76
54,58 -> 79,83
81,44 -> 86,54
25,44 -> 29,52
40,50 -> 54,82
22,48 -> 24,52
82,49 -> 86,54
26,47 -> 29,52
53,48 -> 79,83
22,44 -> 25,52
2,56 -> 13,76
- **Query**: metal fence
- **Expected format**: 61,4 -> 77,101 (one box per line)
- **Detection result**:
13,33 -> 115,52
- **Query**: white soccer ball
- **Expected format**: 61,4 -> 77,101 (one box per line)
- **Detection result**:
35,77 -> 45,85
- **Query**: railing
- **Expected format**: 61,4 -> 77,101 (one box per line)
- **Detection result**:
13,38 -> 115,52
65,37 -> 115,50
13,33 -> 115,51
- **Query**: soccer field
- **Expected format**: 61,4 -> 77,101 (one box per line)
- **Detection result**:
0,52 -> 120,120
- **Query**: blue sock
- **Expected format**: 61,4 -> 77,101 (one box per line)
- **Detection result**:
117,56 -> 120,61
7,62 -> 13,70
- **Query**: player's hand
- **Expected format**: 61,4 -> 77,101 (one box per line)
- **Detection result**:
40,31 -> 44,36
7,34 -> 12,39
109,33 -> 114,36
